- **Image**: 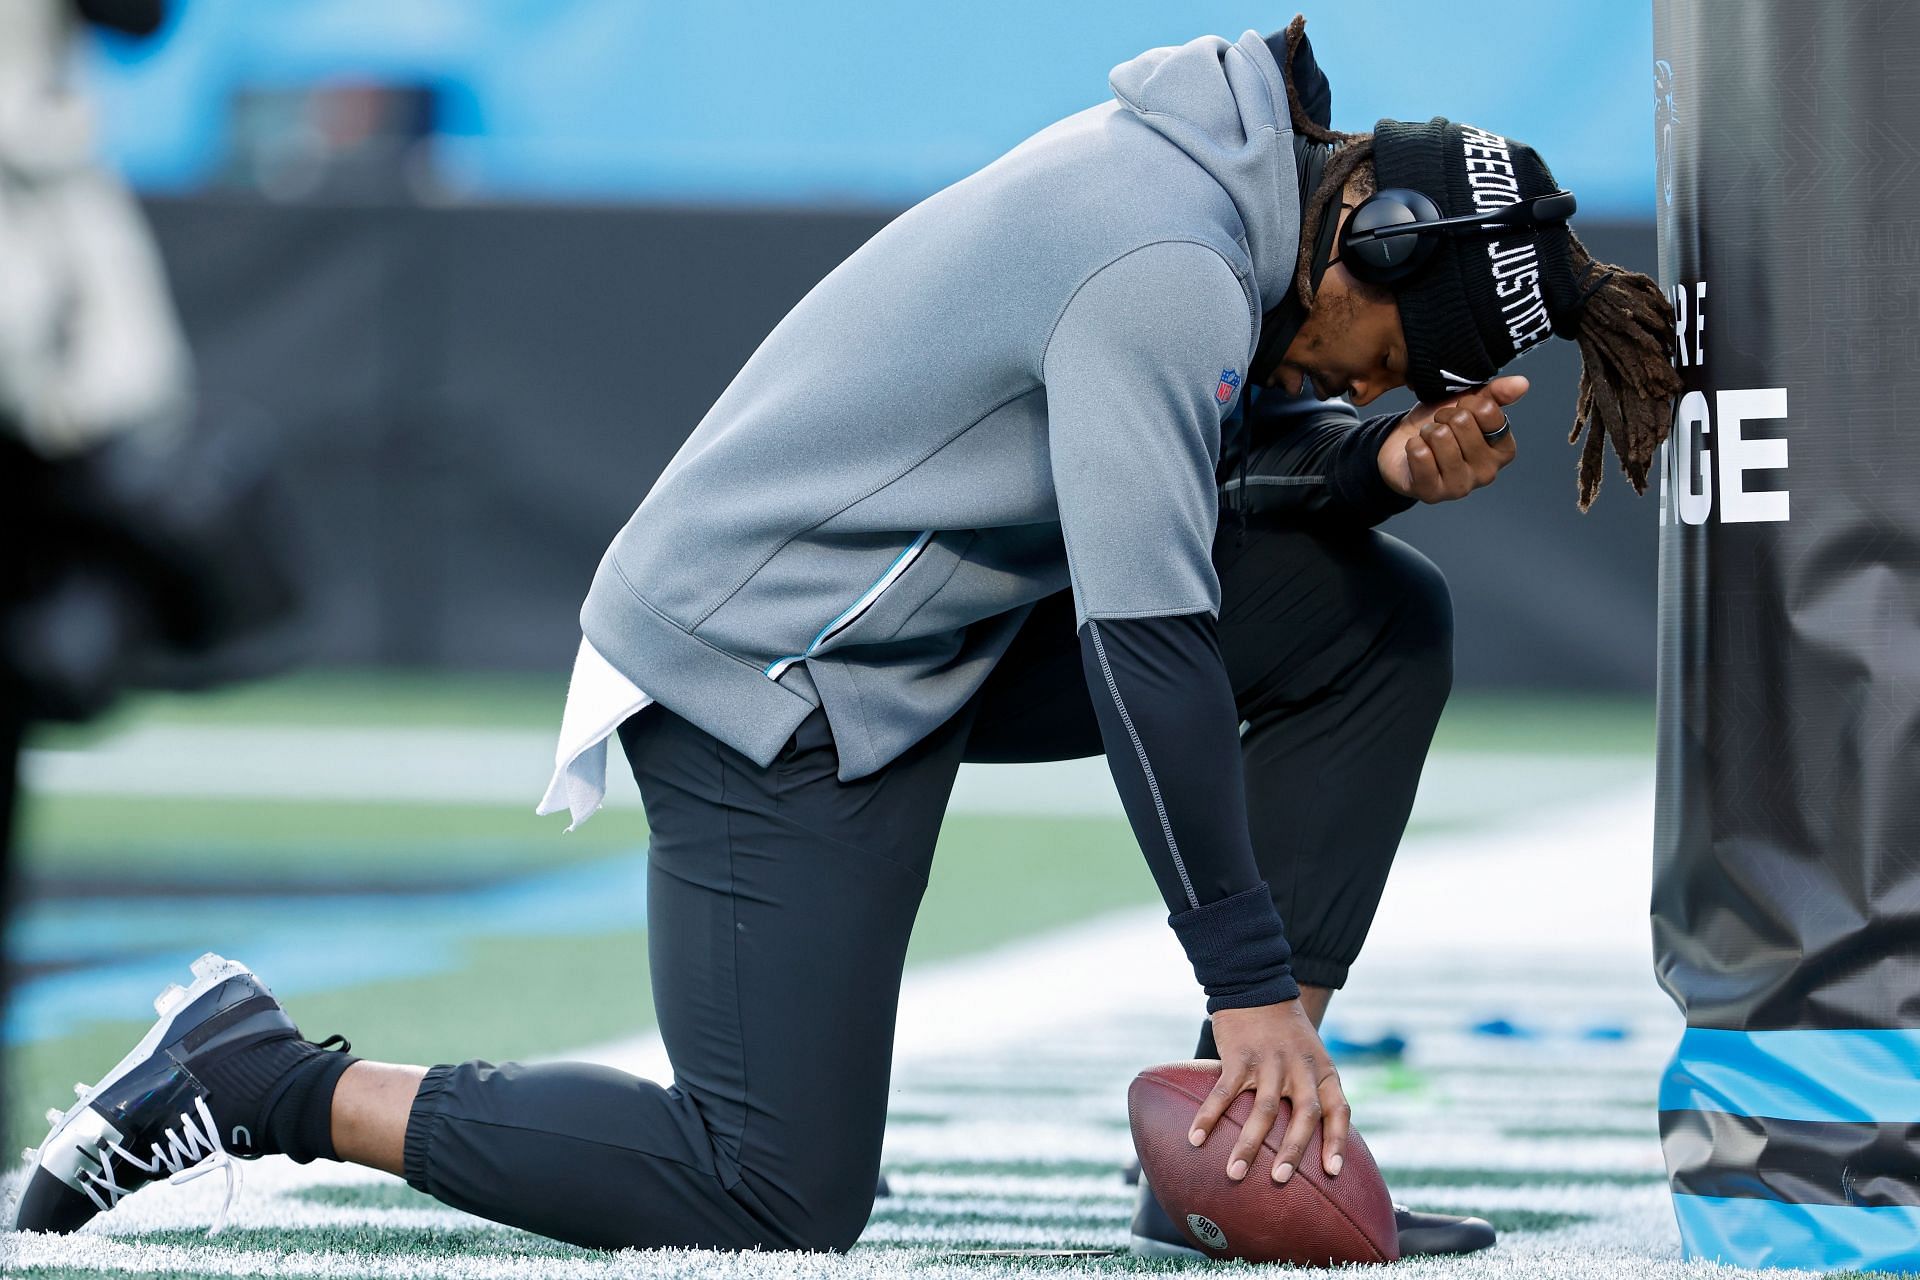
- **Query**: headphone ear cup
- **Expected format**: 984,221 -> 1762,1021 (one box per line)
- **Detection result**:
1339,187 -> 1445,287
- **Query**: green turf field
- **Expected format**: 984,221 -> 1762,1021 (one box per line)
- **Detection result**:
5,674 -> 1795,1280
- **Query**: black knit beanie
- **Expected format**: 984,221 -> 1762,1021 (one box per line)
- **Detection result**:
1370,117 -> 1590,403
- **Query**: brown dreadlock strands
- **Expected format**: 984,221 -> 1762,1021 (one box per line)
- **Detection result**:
1276,15 -> 1682,509
1291,136 -> 1374,311
1278,15 -> 1371,313
1565,232 -> 1683,509
1278,15 -> 1359,147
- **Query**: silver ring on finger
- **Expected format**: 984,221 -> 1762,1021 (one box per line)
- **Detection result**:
1480,420 -> 1511,445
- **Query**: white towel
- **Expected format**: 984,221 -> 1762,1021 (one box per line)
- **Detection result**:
537,637 -> 652,830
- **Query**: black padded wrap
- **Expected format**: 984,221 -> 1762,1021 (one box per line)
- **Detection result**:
1169,883 -> 1302,1011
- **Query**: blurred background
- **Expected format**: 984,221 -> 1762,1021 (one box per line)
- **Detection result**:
4,0 -> 1660,1165
86,0 -> 1662,687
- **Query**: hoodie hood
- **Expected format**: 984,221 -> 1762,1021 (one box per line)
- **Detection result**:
1108,30 -> 1299,312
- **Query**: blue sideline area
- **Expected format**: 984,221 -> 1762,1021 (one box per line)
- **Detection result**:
7,852 -> 649,1044
86,0 -> 1656,214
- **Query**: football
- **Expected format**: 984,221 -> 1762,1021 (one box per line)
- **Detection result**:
1128,1060 -> 1399,1265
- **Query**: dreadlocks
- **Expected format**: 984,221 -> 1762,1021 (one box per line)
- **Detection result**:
1561,235 -> 1683,509
1278,14 -> 1372,316
1275,14 -> 1680,510
1292,134 -> 1375,311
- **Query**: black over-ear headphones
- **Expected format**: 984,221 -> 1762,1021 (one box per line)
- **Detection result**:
1337,187 -> 1578,287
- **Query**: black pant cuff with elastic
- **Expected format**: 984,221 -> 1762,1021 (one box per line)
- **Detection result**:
402,1063 -> 459,1195
1286,954 -> 1352,991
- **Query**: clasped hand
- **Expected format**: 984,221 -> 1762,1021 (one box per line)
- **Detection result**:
1377,374 -> 1529,503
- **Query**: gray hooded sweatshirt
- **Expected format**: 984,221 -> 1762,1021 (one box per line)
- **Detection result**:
581,30 -> 1299,782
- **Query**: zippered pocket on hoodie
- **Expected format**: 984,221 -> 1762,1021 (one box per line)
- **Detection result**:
758,529 -> 950,679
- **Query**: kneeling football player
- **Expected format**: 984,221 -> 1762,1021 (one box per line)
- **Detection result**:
17,16 -> 1676,1254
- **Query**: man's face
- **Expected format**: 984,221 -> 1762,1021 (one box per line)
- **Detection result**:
1267,180 -> 1411,407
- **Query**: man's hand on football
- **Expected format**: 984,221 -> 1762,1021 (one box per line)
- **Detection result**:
1378,374 -> 1527,503
1187,999 -> 1348,1185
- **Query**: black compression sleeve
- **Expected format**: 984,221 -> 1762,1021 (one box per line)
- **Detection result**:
1078,612 -> 1300,1009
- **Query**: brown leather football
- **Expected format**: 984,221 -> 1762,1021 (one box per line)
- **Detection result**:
1128,1060 -> 1399,1265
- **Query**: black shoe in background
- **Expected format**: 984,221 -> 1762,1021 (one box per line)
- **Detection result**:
1129,1176 -> 1205,1259
1393,1203 -> 1498,1255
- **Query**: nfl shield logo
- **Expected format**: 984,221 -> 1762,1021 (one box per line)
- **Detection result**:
1214,367 -> 1241,405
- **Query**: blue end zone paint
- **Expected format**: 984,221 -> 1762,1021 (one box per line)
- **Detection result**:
1659,1027 -> 1920,1124
1671,1193 -> 1920,1272
6,850 -> 649,1045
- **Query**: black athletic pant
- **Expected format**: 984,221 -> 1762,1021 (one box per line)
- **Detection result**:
402,522 -> 1452,1250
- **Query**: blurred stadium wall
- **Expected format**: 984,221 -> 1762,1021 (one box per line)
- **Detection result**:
87,1 -> 1659,692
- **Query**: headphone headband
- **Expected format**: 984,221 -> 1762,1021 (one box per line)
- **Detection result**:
1339,187 -> 1578,287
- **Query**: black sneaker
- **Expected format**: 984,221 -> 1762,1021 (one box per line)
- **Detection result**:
13,952 -> 345,1236
1128,1179 -> 1498,1259
1391,1203 -> 1497,1255
1129,1177 -> 1205,1259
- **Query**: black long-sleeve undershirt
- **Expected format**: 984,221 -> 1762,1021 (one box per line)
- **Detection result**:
1078,611 -> 1299,1010
1219,386 -> 1415,529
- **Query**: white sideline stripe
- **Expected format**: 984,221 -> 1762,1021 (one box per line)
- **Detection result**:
23,725 -> 601,807
887,1173 -> 1141,1200
1364,779 -> 1660,960
21,717 -> 1648,824
20,723 -> 1131,815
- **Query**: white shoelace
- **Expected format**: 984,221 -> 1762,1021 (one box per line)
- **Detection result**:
76,1095 -> 242,1236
